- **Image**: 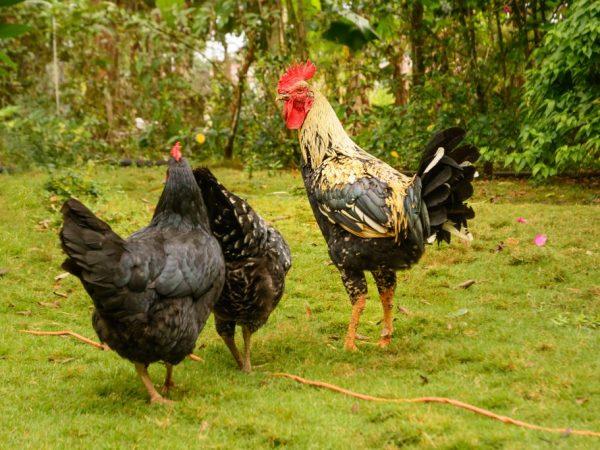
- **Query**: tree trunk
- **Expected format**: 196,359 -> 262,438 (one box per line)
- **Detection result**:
392,48 -> 408,106
410,0 -> 425,87
531,0 -> 541,45
295,0 -> 307,59
511,0 -> 531,61
285,0 -> 307,59
223,36 -> 257,160
494,1 -> 508,101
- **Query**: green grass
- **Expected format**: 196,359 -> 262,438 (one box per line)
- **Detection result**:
0,166 -> 599,449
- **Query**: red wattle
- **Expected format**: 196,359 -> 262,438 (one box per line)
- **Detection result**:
285,101 -> 307,130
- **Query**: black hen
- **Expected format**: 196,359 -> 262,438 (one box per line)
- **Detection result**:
194,168 -> 291,372
60,144 -> 225,403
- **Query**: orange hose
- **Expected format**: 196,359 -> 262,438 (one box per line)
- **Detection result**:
271,372 -> 600,437
20,329 -> 203,362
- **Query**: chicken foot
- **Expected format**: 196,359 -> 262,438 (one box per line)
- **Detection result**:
372,268 -> 397,348
344,295 -> 366,352
241,326 -> 253,373
378,287 -> 394,348
135,363 -> 173,405
220,334 -> 244,370
160,363 -> 175,395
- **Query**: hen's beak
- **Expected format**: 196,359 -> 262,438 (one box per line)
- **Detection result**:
276,93 -> 289,102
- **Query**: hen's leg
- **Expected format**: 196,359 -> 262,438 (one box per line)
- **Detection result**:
216,319 -> 243,369
372,268 -> 397,348
241,325 -> 253,373
134,363 -> 173,405
160,363 -> 175,395
340,269 -> 367,352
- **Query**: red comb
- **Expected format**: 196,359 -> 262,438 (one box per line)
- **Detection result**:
170,141 -> 182,162
277,60 -> 316,93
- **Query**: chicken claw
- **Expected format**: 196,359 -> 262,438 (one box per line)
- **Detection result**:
135,363 -> 174,405
160,363 -> 175,395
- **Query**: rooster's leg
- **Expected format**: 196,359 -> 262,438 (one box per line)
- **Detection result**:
134,363 -> 173,405
216,319 -> 243,369
373,268 -> 397,348
160,363 -> 175,395
340,269 -> 367,352
241,325 -> 253,373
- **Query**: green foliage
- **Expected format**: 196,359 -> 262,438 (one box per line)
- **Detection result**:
322,8 -> 379,51
45,161 -> 103,200
0,0 -> 596,176
512,0 -> 600,177
0,0 -> 27,74
1,102 -> 106,167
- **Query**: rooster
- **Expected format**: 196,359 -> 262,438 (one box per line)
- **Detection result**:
277,61 -> 479,351
60,143 -> 225,403
194,167 -> 291,372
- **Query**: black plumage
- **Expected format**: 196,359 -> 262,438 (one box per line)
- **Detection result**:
194,167 -> 291,372
60,151 -> 225,403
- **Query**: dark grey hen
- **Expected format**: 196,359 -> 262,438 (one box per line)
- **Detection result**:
194,167 -> 291,372
60,143 -> 225,403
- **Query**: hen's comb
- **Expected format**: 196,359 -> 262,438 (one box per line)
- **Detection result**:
170,141 -> 182,162
277,60 -> 316,93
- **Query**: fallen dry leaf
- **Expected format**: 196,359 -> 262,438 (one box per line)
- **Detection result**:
271,215 -> 291,222
54,272 -> 70,281
305,303 -> 312,319
198,420 -> 209,435
0,268 -> 8,277
398,306 -> 411,315
355,334 -> 370,341
506,237 -> 520,246
494,242 -> 506,253
53,291 -> 68,298
37,219 -> 51,230
447,308 -> 469,318
38,301 -> 61,309
17,310 -> 32,316
48,356 -> 76,364
457,279 -> 476,289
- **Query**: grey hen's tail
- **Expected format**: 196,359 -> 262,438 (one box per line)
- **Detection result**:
416,127 -> 480,244
193,167 -> 266,260
60,199 -> 126,307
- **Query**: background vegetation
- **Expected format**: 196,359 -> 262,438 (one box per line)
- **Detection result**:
0,0 -> 598,177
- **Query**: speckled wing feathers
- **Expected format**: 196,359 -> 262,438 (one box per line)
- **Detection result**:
311,155 -> 414,240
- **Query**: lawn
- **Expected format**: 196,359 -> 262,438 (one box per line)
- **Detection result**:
0,166 -> 598,449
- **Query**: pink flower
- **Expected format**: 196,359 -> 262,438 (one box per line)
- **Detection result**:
503,5 -> 511,14
516,217 -> 527,223
534,234 -> 547,246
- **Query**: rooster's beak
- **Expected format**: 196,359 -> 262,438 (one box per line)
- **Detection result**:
276,93 -> 289,102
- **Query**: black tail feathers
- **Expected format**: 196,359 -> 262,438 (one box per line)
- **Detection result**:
60,199 -> 125,302
193,167 -> 263,259
417,128 -> 480,244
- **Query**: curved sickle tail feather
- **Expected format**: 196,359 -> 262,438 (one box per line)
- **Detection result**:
417,127 -> 480,244
59,199 -> 126,307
